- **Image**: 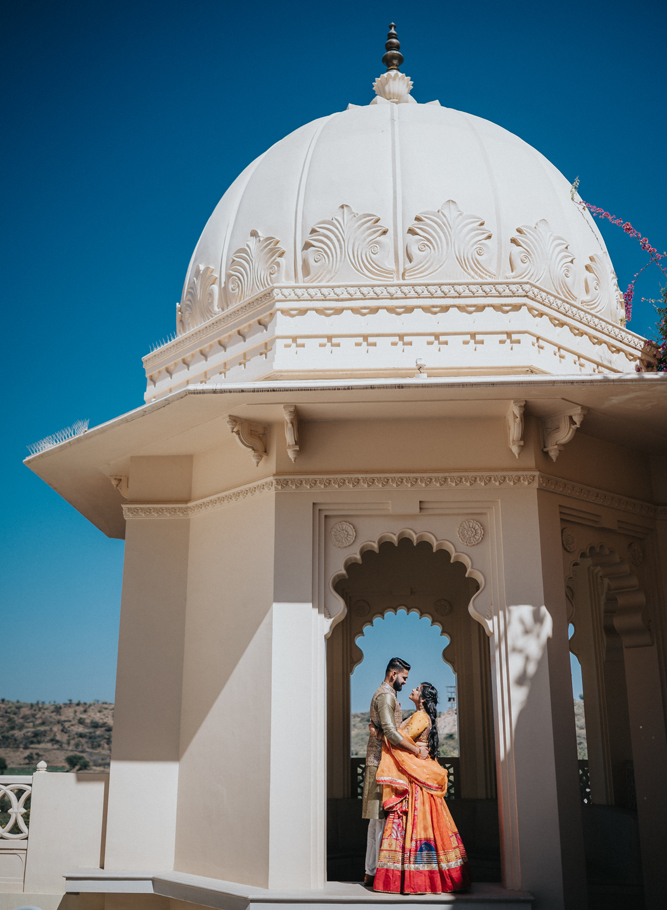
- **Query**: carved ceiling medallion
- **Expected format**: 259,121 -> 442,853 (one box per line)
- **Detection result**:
302,205 -> 394,283
404,200 -> 494,281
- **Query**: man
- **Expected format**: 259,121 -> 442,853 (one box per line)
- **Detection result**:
362,657 -> 427,886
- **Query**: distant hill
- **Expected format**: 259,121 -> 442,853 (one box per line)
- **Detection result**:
351,709 -> 459,757
574,700 -> 587,759
352,703 -> 588,760
0,699 -> 587,772
0,701 -> 113,772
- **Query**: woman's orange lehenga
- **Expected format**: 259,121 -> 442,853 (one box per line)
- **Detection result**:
373,711 -> 471,894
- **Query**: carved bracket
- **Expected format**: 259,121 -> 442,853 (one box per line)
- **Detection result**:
507,400 -> 525,458
283,405 -> 300,462
541,406 -> 587,462
110,475 -> 129,498
227,417 -> 267,467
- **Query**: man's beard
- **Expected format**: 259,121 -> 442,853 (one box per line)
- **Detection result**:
393,679 -> 404,691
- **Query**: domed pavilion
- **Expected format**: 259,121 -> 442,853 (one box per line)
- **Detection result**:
22,25 -> 667,910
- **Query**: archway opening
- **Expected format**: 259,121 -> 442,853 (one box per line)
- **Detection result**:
326,536 -> 499,883
566,546 -> 645,903
351,609 -> 459,790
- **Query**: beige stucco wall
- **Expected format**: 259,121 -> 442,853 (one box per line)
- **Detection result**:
173,494 -> 275,886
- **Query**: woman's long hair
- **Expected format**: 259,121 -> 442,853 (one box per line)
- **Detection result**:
420,682 -> 439,759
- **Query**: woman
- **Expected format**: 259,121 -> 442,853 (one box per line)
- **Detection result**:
373,682 -> 471,894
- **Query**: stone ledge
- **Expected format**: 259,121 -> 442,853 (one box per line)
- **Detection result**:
64,871 -> 533,909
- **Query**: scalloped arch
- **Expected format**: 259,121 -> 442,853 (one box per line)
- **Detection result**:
351,606 -> 456,674
329,527 -> 489,634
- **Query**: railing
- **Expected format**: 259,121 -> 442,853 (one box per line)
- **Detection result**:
351,757 -> 460,800
0,778 -> 33,839
577,760 -> 591,805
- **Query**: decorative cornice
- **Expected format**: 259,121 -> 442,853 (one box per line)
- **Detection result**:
271,472 -> 538,490
122,479 -> 276,519
538,474 -> 657,518
122,471 -> 659,521
122,472 -> 538,520
143,280 -> 645,370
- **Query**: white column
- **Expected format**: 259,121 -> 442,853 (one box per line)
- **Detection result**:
492,605 -> 568,907
491,490 -> 587,910
268,602 -> 327,889
623,643 -> 667,907
104,517 -> 190,871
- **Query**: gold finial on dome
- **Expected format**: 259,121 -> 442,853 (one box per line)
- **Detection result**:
373,23 -> 415,104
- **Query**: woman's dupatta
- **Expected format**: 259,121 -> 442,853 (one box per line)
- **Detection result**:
376,741 -> 448,805
374,741 -> 471,894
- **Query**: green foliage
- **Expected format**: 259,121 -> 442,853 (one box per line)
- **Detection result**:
0,756 -> 7,773
65,753 -> 90,771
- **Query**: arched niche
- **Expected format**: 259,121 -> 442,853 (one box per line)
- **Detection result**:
326,536 -> 495,802
566,544 -> 649,807
327,527 -> 490,634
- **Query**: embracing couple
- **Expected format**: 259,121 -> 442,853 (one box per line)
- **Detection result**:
362,657 -> 471,894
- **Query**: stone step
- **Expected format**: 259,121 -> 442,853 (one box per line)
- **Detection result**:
65,871 -> 533,910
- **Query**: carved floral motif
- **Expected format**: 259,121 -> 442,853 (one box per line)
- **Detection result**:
302,205 -> 394,283
373,71 -> 415,103
353,599 -> 371,617
583,253 -> 624,320
178,265 -> 220,335
225,230 -> 285,310
628,541 -> 644,567
330,521 -> 357,548
509,220 -> 577,301
457,519 -> 484,547
562,527 -> 577,553
434,599 -> 453,617
404,200 -> 494,281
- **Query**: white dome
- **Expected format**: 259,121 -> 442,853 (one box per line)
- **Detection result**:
143,91 -> 643,401
180,102 -> 620,323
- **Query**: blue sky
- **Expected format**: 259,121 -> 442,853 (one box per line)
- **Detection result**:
1,0 -> 662,702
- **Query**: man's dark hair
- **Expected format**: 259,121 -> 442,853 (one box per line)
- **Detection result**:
386,657 -> 411,675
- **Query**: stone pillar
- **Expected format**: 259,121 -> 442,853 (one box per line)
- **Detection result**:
105,516 -> 190,870
623,644 -> 667,907
490,490 -> 587,910
105,456 -> 192,872
268,602 -> 327,889
492,605 -> 567,906
267,493 -> 327,889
